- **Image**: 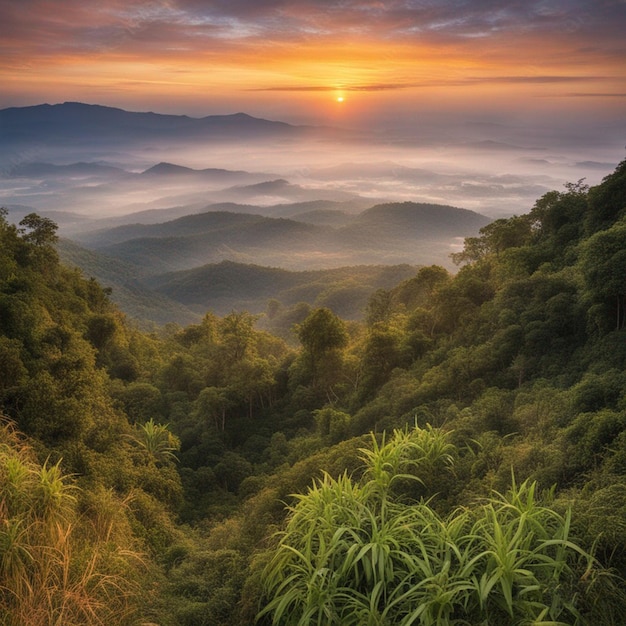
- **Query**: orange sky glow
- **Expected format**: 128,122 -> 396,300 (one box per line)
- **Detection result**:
1,0 -> 625,128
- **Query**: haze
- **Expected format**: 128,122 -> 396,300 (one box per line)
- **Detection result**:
1,0 -> 625,221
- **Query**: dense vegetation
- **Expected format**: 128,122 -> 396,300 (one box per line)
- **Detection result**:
66,201 -> 488,277
1,159 -> 625,624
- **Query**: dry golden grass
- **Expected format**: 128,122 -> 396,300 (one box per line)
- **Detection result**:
0,417 -> 145,626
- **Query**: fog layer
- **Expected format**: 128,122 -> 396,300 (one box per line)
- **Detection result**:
1,103 -> 623,229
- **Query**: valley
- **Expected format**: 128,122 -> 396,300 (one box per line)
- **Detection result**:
2,102 -> 619,329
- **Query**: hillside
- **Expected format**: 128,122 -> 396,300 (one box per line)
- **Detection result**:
71,202 -> 491,277
0,160 -> 624,625
57,238 -> 200,327
57,201 -> 492,325
144,261 -> 419,319
74,210 -> 268,248
6,161 -> 131,179
96,216 -> 328,274
58,235 -> 418,324
140,162 -> 252,180
351,201 -> 490,235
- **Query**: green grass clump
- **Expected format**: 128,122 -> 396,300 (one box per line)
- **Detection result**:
260,426 -> 617,625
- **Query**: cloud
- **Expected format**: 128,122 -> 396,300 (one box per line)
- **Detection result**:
251,75 -> 613,93
3,0 -> 626,57
1,0 -> 624,116
473,75 -> 609,84
250,83 -> 410,92
564,93 -> 626,97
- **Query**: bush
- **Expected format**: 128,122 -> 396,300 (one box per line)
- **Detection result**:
259,426 -> 619,625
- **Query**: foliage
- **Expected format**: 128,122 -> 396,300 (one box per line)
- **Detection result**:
0,418 -> 144,625
580,220 -> 626,331
0,159 -> 626,625
292,307 -> 349,398
130,418 -> 181,464
260,427 -> 606,625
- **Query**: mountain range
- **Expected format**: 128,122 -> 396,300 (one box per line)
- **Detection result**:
49,200 -> 490,324
1,102 -> 496,325
71,202 -> 490,273
0,102 -> 308,147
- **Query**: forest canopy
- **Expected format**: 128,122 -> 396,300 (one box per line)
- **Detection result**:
0,159 -> 625,624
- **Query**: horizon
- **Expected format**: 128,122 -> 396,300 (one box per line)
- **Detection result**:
1,98 -> 623,220
2,1 -> 625,221
1,1 -> 625,132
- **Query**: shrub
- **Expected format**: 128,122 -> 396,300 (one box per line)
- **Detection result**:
259,426 -> 618,625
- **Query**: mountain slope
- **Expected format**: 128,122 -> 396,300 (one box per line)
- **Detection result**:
139,162 -> 261,181
0,102 -> 304,146
75,211 -> 268,247
144,260 -> 419,318
94,215 -> 329,273
73,202 -> 491,273
6,161 -> 130,179
57,239 -> 200,326
352,202 -> 490,235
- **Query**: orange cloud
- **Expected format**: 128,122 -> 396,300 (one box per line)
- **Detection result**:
0,0 -> 624,121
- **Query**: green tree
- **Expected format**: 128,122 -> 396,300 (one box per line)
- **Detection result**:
314,407 -> 351,444
18,213 -> 59,247
394,265 -> 450,310
219,311 -> 258,362
452,216 -> 532,266
112,381 -> 164,424
365,288 -> 393,326
195,386 -> 234,431
295,308 -> 348,395
580,220 -> 626,331
85,313 -> 118,352
359,324 -> 408,400
584,158 -> 626,234
229,356 -> 276,418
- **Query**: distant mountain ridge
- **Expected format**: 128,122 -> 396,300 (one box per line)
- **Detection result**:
5,161 -> 130,179
0,101 -> 499,326
140,162 -> 252,179
353,202 -> 488,236
57,238 -> 420,322
0,102 -> 309,145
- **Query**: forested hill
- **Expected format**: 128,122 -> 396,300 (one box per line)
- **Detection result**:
0,159 -> 625,624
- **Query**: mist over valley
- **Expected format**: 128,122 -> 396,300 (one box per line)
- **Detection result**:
1,102 -> 622,326
3,102 -> 620,220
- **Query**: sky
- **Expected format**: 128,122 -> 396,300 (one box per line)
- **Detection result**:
1,0 -> 625,130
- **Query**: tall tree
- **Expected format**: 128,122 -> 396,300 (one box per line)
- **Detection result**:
295,307 -> 348,397
18,213 -> 59,247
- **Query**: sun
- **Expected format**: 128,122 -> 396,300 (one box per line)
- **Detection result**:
336,96 -> 344,103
